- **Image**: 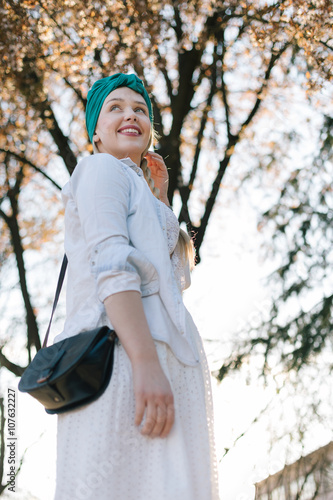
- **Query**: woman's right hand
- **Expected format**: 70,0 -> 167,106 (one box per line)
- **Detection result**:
104,291 -> 175,438
132,359 -> 175,438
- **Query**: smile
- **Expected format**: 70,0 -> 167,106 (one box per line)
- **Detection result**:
118,127 -> 141,135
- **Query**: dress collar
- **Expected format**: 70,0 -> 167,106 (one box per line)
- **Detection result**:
120,157 -> 143,176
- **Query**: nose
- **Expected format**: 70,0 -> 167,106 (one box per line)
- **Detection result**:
124,106 -> 137,121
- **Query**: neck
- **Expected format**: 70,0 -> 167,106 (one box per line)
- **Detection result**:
95,144 -> 142,168
124,153 -> 142,168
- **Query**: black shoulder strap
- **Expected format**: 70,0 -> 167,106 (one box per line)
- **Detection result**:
42,255 -> 68,348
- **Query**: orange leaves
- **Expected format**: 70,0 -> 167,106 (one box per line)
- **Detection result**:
21,0 -> 39,7
0,0 -> 331,213
20,210 -> 63,252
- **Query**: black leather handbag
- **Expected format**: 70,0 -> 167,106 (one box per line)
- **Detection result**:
18,256 -> 117,414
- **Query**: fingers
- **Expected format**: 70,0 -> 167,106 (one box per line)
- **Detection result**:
145,152 -> 167,171
145,151 -> 163,160
136,398 -> 175,439
132,361 -> 175,438
141,404 -> 165,437
134,396 -> 146,427
153,406 -> 168,437
160,403 -> 175,438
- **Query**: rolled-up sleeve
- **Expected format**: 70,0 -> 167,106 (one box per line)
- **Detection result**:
71,154 -> 158,302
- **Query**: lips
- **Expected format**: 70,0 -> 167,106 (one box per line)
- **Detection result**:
118,125 -> 142,135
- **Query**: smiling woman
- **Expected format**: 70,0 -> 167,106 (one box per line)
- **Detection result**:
53,73 -> 220,500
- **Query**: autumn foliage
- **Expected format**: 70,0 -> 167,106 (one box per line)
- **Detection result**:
0,0 -> 332,377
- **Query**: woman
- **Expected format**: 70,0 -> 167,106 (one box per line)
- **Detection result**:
54,73 -> 219,500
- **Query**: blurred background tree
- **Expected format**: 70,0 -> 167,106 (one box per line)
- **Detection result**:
218,115 -> 333,379
0,0 -> 332,496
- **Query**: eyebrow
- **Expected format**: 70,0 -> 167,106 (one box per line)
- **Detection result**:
105,97 -> 148,107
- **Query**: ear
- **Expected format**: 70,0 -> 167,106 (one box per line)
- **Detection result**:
93,130 -> 100,143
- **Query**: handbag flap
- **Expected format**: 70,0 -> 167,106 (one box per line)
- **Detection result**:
18,326 -> 112,392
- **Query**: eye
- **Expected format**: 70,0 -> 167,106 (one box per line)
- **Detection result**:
109,104 -> 120,111
135,107 -> 147,114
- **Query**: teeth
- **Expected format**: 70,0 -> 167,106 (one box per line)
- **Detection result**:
120,128 -> 139,134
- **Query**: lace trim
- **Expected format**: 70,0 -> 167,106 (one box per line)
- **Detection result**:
164,202 -> 220,496
162,204 -> 187,292
164,205 -> 179,254
171,247 -> 186,293
191,326 -> 220,499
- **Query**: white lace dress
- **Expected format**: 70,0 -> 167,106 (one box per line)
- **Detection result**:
54,202 -> 220,500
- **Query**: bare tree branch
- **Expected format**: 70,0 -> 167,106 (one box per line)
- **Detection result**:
0,149 -> 62,191
171,2 -> 183,42
155,48 -> 174,106
195,44 -> 289,256
0,351 -> 25,377
63,76 -> 87,108
222,398 -> 273,461
0,164 -> 41,358
220,35 -> 232,141
179,48 -> 218,232
319,39 -> 333,52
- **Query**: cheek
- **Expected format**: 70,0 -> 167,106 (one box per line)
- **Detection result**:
142,121 -> 152,139
99,116 -> 116,133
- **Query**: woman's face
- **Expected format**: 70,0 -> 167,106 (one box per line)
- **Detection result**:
93,87 -> 151,166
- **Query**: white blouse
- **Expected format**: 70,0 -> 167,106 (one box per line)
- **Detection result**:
54,153 -> 199,366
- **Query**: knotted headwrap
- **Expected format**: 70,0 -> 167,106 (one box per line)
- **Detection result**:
85,73 -> 153,142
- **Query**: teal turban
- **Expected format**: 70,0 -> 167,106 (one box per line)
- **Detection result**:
85,73 -> 153,142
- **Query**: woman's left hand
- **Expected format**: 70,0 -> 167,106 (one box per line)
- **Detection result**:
145,152 -> 169,203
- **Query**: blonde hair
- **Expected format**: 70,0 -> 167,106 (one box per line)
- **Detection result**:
140,130 -> 195,269
93,128 -> 195,270
140,129 -> 160,198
